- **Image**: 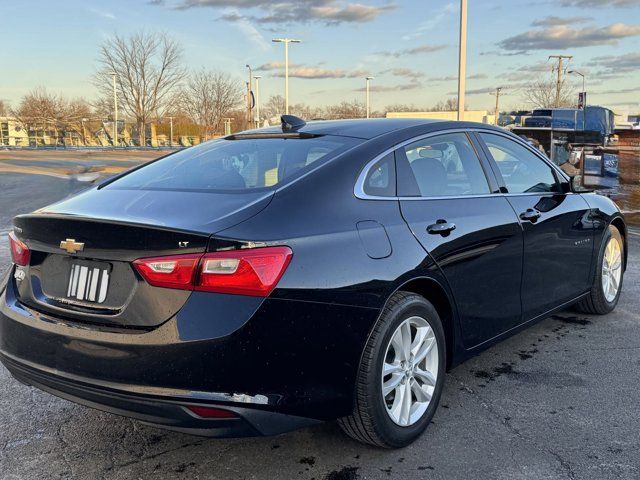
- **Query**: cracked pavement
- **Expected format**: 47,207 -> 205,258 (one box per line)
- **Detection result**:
0,157 -> 639,479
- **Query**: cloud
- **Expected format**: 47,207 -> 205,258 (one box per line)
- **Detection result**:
354,81 -> 422,92
447,87 -> 496,95
427,73 -> 486,82
256,61 -> 301,71
88,7 -> 116,19
380,68 -> 422,79
594,87 -> 639,95
257,62 -> 367,79
165,0 -> 395,25
531,15 -> 592,27
588,52 -> 640,74
222,8 -> 270,50
376,44 -> 447,58
502,61 -> 553,81
558,0 -> 639,6
499,23 -> 640,52
402,2 -> 457,41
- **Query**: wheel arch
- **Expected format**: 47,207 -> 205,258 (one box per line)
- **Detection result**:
610,216 -> 628,270
396,277 -> 456,370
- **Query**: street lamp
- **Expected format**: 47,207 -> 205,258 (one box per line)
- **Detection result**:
167,116 -> 173,147
272,38 -> 301,115
365,77 -> 374,119
567,70 -> 586,99
246,64 -> 253,128
568,70 -> 586,129
110,72 -> 118,147
254,75 -> 262,126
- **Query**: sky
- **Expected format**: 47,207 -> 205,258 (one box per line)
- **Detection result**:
1,0 -> 639,113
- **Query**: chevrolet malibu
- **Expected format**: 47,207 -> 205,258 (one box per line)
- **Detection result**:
0,117 -> 626,447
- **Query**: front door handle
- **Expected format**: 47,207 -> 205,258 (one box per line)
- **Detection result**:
519,208 -> 541,222
427,220 -> 456,236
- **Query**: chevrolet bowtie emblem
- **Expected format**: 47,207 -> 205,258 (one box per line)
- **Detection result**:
60,238 -> 85,254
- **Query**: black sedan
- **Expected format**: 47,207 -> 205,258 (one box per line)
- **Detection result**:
0,117 -> 626,448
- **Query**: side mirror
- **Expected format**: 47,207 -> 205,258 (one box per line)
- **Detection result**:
570,174 -> 590,193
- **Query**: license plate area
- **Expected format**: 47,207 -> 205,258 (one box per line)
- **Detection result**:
67,261 -> 111,304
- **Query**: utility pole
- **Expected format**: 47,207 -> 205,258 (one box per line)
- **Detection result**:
272,38 -> 301,115
110,72 -> 118,147
168,116 -> 173,147
365,77 -> 374,119
246,64 -> 253,129
548,55 -> 573,108
254,76 -> 262,127
457,0 -> 467,121
490,87 -> 504,125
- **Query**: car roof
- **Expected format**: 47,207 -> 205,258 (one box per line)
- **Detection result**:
246,118 -> 507,140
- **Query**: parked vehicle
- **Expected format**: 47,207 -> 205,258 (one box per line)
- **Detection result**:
0,117 -> 627,447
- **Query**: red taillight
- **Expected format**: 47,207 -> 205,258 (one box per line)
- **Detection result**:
133,246 -> 292,297
133,254 -> 201,290
9,232 -> 30,266
185,405 -> 237,419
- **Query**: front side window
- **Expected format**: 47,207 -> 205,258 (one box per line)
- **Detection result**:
397,132 -> 490,197
107,136 -> 358,193
479,133 -> 559,194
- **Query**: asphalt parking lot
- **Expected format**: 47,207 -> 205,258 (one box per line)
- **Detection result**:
0,152 -> 639,479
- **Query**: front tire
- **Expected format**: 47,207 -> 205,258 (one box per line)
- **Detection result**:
575,225 -> 624,315
338,291 -> 446,448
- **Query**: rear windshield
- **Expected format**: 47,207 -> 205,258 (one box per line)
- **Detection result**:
106,136 -> 358,193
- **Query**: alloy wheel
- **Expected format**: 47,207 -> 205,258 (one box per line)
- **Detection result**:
381,316 -> 438,427
602,236 -> 623,303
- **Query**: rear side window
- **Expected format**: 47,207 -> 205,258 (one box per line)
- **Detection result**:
363,153 -> 396,197
107,136 -> 358,192
397,133 -> 490,197
479,133 -> 559,194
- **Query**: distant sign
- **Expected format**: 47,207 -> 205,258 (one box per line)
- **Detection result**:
578,92 -> 587,109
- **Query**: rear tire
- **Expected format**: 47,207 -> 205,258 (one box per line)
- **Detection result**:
338,291 -> 446,448
575,225 -> 624,315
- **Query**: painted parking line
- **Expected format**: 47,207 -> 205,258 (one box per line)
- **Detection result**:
629,230 -> 640,237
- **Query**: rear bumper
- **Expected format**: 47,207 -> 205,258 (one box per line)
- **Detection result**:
0,270 -> 379,434
1,351 -> 318,437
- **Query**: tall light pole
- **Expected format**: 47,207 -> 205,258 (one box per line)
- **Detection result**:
548,55 -> 573,107
254,75 -> 262,126
365,76 -> 374,119
567,70 -> 585,101
490,87 -> 504,125
168,116 -> 173,147
457,0 -> 467,121
110,72 -> 118,147
568,70 -> 586,129
272,38 -> 301,115
246,64 -> 253,129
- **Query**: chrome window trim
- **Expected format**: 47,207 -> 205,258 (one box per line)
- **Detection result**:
354,127 -> 572,201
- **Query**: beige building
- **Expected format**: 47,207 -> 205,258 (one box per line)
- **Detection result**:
0,117 -> 30,146
386,110 -> 496,125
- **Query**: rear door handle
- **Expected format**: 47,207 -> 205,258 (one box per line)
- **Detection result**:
427,220 -> 456,236
519,208 -> 541,222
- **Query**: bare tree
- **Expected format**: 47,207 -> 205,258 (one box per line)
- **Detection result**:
431,97 -> 459,111
263,95 -> 286,121
0,100 -> 8,116
94,31 -> 186,145
384,103 -> 426,113
181,70 -> 243,138
11,88 -> 92,144
325,100 -> 366,120
523,74 -> 576,109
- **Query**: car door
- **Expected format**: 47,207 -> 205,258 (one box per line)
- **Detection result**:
476,132 -> 594,320
396,131 -> 524,348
